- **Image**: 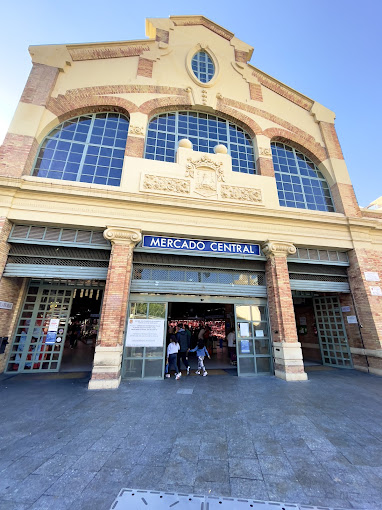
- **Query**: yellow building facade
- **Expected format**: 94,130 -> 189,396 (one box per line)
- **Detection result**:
0,16 -> 381,388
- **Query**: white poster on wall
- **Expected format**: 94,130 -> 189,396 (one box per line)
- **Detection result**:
125,319 -> 165,347
370,286 -> 382,296
48,319 -> 60,332
341,306 -> 351,312
364,272 -> 380,282
239,322 -> 250,338
347,316 -> 358,324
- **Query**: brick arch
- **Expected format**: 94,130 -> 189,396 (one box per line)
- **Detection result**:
46,93 -> 138,120
141,98 -> 262,140
263,127 -> 328,166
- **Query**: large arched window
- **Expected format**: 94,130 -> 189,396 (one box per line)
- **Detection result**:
32,112 -> 129,186
271,142 -> 335,212
145,111 -> 256,174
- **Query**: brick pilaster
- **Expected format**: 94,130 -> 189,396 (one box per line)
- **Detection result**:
0,218 -> 26,373
262,240 -> 307,381
0,63 -> 59,178
347,247 -> 382,367
88,226 -> 142,389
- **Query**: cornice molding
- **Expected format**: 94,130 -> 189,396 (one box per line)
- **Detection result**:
103,226 -> 142,246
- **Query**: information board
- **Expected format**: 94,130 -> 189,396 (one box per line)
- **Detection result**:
125,319 -> 165,347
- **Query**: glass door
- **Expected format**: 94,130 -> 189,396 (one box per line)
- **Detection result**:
122,301 -> 167,379
235,304 -> 272,375
6,281 -> 73,373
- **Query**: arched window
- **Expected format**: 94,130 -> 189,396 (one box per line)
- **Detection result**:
271,142 -> 335,212
191,51 -> 215,83
32,112 -> 129,186
145,111 -> 256,175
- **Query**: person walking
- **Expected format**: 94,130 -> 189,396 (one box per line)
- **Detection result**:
176,323 -> 191,375
227,328 -> 236,364
167,336 -> 181,380
190,339 -> 210,376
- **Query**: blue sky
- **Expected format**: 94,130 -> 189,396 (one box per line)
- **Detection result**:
0,0 -> 380,206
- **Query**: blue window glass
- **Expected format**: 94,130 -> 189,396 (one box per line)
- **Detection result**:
271,142 -> 335,212
145,111 -> 255,175
32,112 -> 129,186
191,51 -> 215,83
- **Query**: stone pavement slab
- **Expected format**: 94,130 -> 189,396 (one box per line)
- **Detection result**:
0,369 -> 382,509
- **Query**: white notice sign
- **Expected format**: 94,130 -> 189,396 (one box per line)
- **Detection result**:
370,286 -> 382,296
239,322 -> 250,338
0,301 -> 13,310
126,319 -> 165,347
341,306 -> 351,312
48,319 -> 60,332
299,317 -> 307,325
347,316 -> 358,324
365,272 -> 380,282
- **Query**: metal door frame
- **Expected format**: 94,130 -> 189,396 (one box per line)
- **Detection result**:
5,280 -> 74,373
313,295 -> 353,368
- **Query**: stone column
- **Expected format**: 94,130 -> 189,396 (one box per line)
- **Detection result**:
88,226 -> 142,390
262,240 -> 308,381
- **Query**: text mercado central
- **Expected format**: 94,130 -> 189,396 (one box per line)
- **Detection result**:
142,235 -> 261,256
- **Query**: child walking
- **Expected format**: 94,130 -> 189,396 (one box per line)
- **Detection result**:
190,339 -> 210,376
167,336 -> 182,380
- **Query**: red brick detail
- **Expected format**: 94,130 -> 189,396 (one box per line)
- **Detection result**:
68,45 -> 150,61
256,157 -> 274,177
249,83 -> 263,102
252,70 -> 314,111
347,248 -> 382,350
339,294 -> 366,356
20,63 -> 59,106
265,256 -> 298,343
139,96 -> 193,116
215,99 -> 262,137
0,133 -> 39,178
155,29 -> 169,44
219,96 -> 327,161
330,182 -> 361,217
263,128 -> 327,167
172,16 -> 234,41
235,49 -> 248,63
137,58 -> 154,78
47,94 -> 138,119
97,242 -> 134,347
319,122 -> 344,160
0,219 -> 26,373
59,85 -> 187,97
125,136 -> 145,158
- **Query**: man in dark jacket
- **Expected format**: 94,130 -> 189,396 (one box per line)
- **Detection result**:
176,323 -> 191,375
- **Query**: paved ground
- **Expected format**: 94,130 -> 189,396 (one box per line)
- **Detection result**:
0,369 -> 382,510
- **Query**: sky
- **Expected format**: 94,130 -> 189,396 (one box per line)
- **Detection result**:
0,0 -> 381,207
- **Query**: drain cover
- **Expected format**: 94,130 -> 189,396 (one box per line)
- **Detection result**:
110,489 -> 350,509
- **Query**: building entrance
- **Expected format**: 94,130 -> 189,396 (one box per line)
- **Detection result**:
293,294 -> 352,369
167,302 -> 236,374
122,295 -> 272,379
5,279 -> 104,374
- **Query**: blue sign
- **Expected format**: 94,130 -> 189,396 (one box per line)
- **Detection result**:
45,332 -> 57,345
142,236 -> 260,256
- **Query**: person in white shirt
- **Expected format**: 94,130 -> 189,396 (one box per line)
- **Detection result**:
167,338 -> 181,379
227,328 -> 236,364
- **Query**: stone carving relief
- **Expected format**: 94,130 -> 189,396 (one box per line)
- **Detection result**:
129,125 -> 145,136
186,155 -> 224,198
143,174 -> 190,194
221,185 -> 262,203
259,147 -> 272,157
